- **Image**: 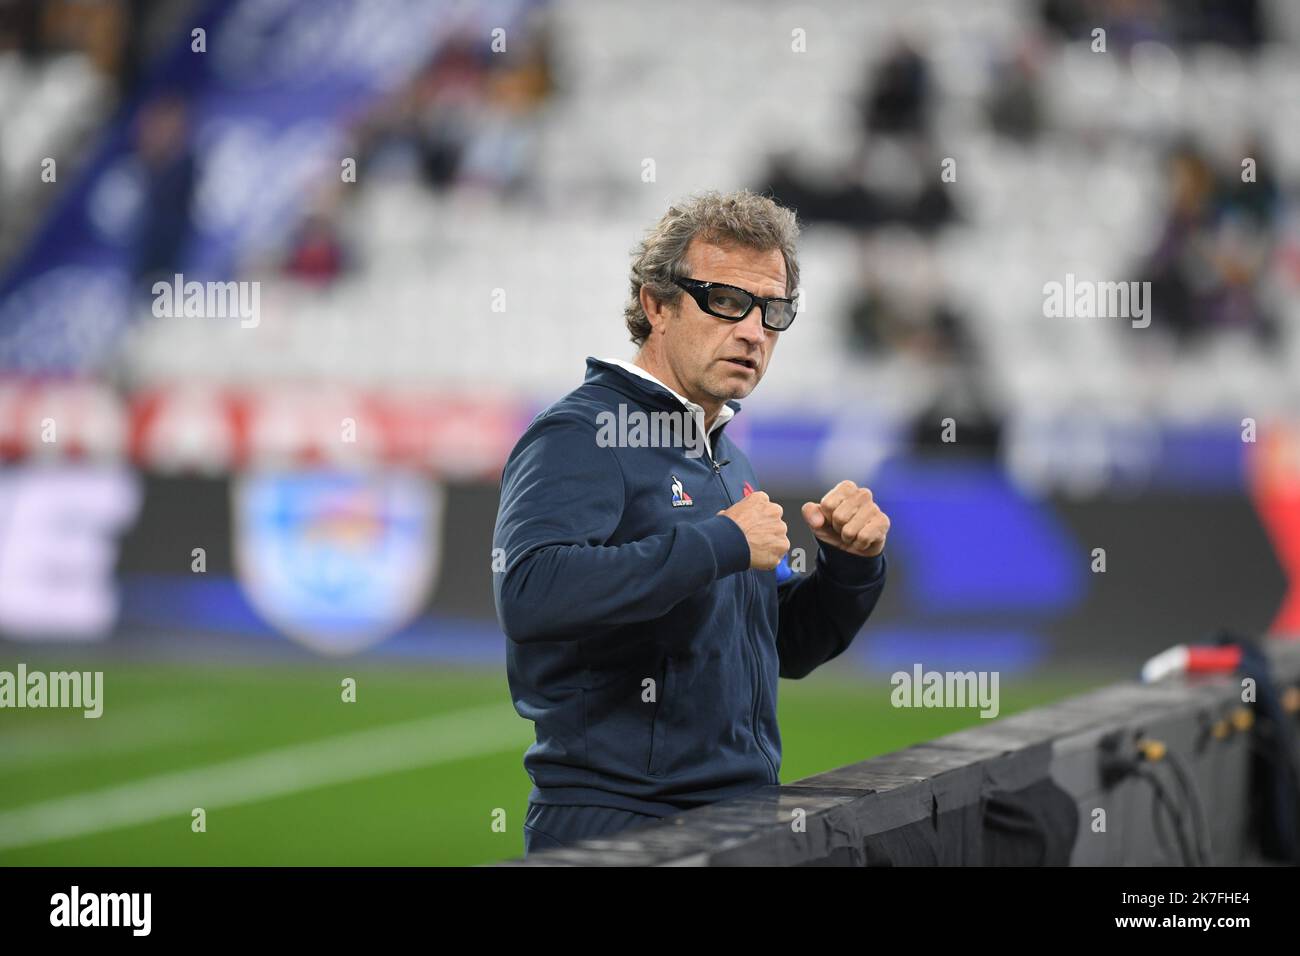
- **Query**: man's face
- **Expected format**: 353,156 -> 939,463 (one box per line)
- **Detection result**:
654,239 -> 787,407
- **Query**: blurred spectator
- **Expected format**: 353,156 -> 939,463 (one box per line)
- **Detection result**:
760,144 -> 955,235
282,210 -> 349,288
985,38 -> 1045,144
1221,135 -> 1281,228
859,40 -> 932,137
456,49 -> 548,196
129,93 -> 194,292
1140,138 -> 1281,347
411,34 -> 489,190
761,38 -> 954,234
846,282 -> 973,365
0,0 -> 43,61
354,21 -> 553,198
912,374 -> 1003,455
841,241 -> 996,453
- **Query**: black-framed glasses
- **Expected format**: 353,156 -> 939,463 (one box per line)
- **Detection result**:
673,277 -> 798,331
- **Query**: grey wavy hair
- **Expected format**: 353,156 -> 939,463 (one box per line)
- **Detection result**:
624,189 -> 801,346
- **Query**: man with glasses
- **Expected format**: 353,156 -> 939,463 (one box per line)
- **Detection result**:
493,189 -> 890,858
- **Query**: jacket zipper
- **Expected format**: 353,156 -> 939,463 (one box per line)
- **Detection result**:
709,449 -> 779,784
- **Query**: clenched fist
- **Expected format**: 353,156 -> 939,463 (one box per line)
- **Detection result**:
802,480 -> 889,558
719,491 -> 789,570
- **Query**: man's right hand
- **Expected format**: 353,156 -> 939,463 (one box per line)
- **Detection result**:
719,492 -> 789,571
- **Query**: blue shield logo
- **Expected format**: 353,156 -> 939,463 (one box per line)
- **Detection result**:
233,470 -> 442,654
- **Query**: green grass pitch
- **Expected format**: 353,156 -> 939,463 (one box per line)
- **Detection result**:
0,662 -> 1109,865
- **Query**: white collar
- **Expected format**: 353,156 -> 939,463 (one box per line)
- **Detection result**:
603,357 -> 735,456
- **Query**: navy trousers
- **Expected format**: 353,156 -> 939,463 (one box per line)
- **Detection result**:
523,803 -> 661,857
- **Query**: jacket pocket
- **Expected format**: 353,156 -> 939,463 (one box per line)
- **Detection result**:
581,660 -> 659,778
646,655 -> 671,776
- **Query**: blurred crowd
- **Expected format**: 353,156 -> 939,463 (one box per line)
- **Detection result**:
1,0 -> 1298,443
747,0 -> 1296,453
277,15 -> 557,289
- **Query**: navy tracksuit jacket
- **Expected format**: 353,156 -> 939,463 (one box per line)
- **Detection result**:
493,357 -> 888,824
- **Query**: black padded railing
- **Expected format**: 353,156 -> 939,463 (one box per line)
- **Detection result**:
502,640 -> 1300,866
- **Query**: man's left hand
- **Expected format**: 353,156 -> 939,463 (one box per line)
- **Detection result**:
801,480 -> 889,558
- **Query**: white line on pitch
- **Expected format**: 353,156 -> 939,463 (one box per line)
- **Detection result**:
0,703 -> 208,771
0,701 -> 530,853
